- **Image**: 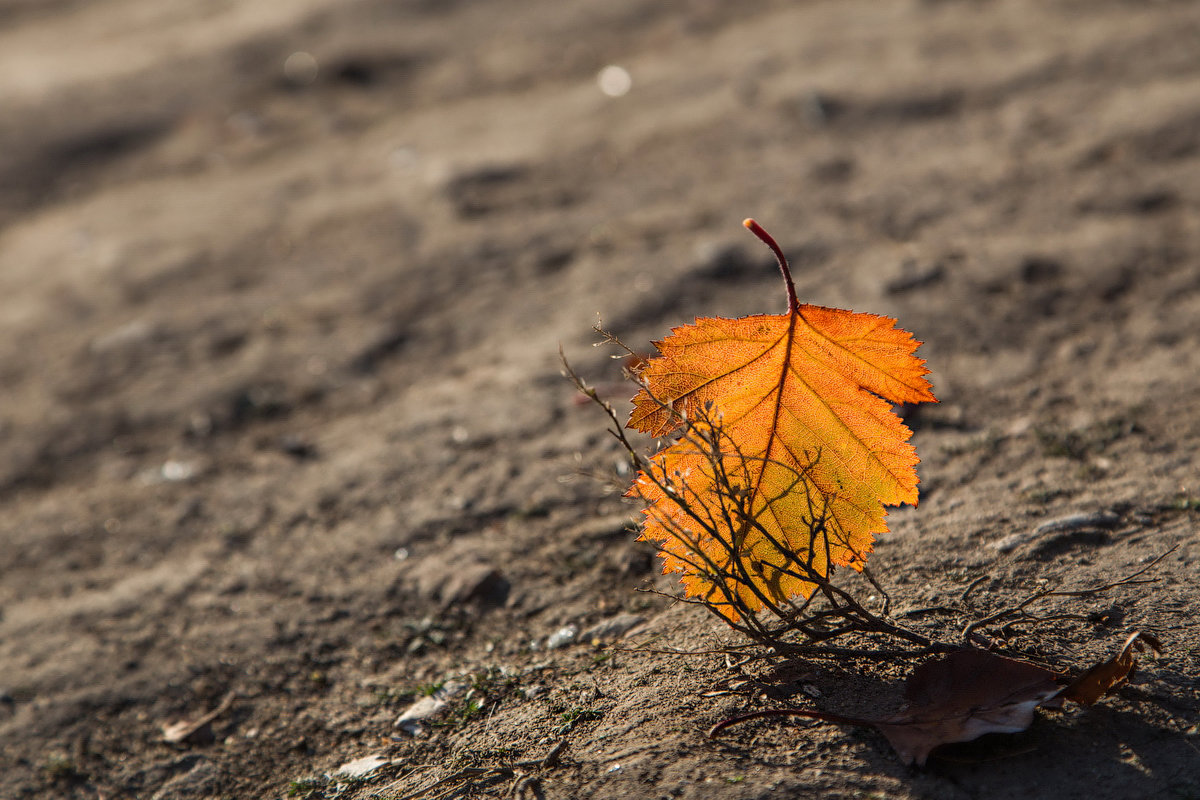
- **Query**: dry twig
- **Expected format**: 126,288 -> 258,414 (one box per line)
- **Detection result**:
564,334 -> 1175,658
563,338 -> 934,651
961,547 -> 1176,645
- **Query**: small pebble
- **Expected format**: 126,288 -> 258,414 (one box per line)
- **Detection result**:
394,680 -> 465,735
333,754 -> 389,779
545,624 -> 579,650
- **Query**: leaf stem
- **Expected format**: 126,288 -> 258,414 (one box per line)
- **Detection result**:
743,218 -> 799,314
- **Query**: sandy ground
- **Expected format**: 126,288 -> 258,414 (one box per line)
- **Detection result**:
1,1 -> 1198,798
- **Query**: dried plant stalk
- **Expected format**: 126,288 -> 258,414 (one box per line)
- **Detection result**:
562,339 -> 932,651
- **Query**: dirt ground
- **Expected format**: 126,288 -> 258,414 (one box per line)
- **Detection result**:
1,1 -> 1198,798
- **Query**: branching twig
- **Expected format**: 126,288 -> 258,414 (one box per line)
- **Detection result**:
562,338 -> 933,651
563,335 -> 1174,659
961,546 -> 1176,644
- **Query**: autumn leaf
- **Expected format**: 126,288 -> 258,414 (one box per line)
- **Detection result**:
709,634 -> 1167,765
877,649 -> 1063,765
710,650 -> 1062,765
710,649 -> 1064,766
628,220 -> 936,618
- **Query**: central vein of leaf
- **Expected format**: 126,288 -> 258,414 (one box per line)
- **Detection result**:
748,313 -> 799,526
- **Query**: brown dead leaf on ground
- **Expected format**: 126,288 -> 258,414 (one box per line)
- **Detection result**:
875,649 -> 1063,765
711,649 -> 1061,766
711,634 -> 1164,765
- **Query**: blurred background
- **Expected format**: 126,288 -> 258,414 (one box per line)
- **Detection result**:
1,1 -> 1198,798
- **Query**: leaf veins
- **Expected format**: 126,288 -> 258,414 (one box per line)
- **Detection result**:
628,219 -> 937,619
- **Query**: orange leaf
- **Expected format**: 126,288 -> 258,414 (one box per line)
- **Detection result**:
628,220 -> 936,618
